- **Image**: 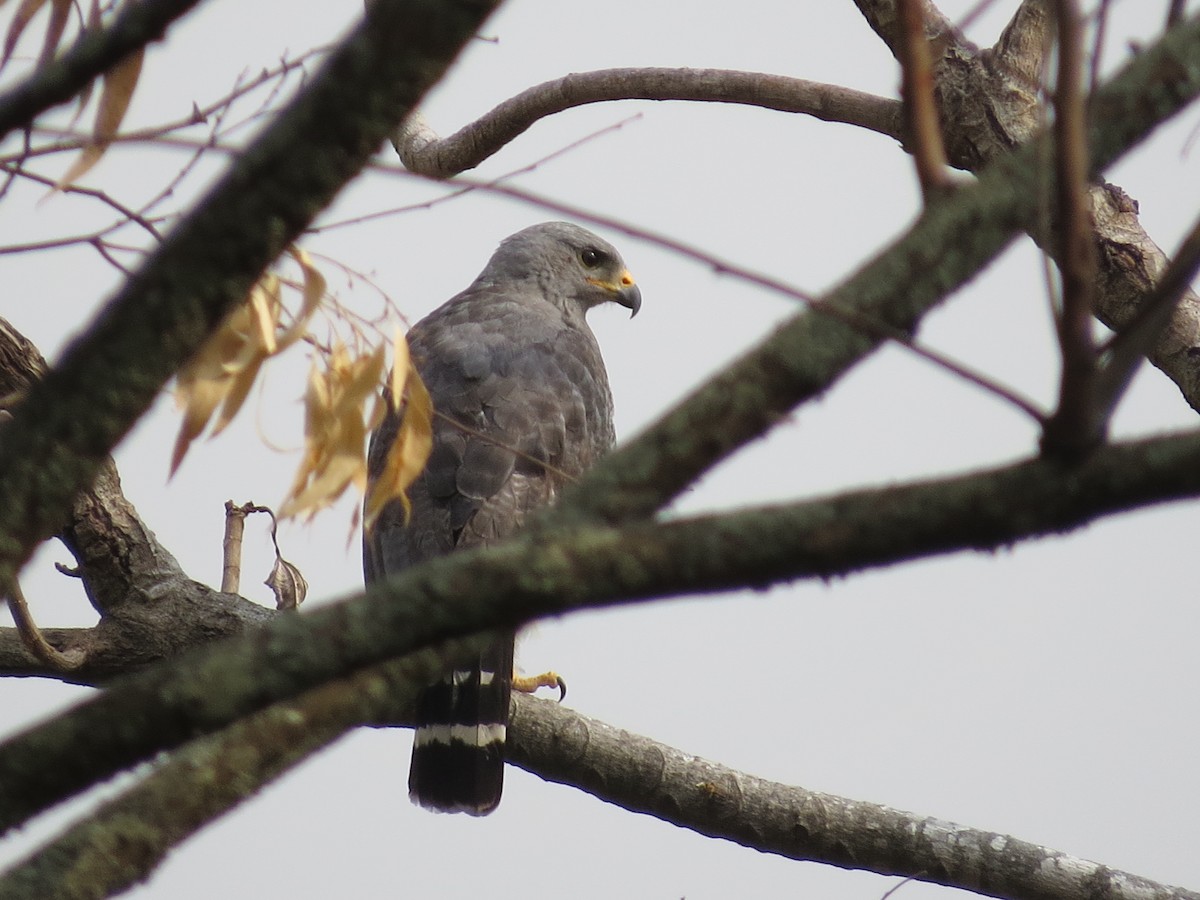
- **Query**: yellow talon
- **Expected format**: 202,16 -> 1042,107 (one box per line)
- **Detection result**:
512,670 -> 567,702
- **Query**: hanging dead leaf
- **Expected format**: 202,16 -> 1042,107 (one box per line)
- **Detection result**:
69,0 -> 102,125
35,0 -> 67,67
171,251 -> 325,474
2,0 -> 51,70
276,247 -> 326,351
280,343 -> 388,520
55,45 -> 144,190
364,335 -> 433,531
265,556 -> 308,611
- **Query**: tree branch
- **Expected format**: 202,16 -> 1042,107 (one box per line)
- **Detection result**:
6,422 -> 1200,832
855,0 -> 1200,415
0,0 -> 205,140
508,697 -> 1200,900
6,658 -> 1198,900
3,580 -> 84,672
1096,214 -> 1200,418
0,316 -> 271,684
1042,0 -> 1101,458
394,68 -> 904,177
896,0 -> 953,196
0,659 -> 421,900
548,14 -> 1200,525
3,15 -> 1200,830
992,0 -> 1053,89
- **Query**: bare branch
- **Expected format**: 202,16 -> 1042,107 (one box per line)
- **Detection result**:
896,0 -> 953,196
509,697 -> 1200,900
394,68 -> 904,178
220,501 -> 247,593
853,0 -> 960,60
1043,0 -> 1101,459
1089,0 -> 1113,94
7,422 -> 1200,832
0,0 -> 205,141
3,580 -> 84,672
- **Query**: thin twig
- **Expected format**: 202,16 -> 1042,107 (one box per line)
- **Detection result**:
3,579 -> 84,671
897,0 -> 953,197
1088,0 -> 1113,96
1,162 -> 163,240
1043,0 -> 1100,459
415,175 -> 1047,422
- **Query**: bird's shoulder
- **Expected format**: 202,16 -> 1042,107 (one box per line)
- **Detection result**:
410,283 -> 607,399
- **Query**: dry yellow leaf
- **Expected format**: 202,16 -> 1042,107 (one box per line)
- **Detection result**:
275,248 -> 326,351
69,0 -> 102,124
171,250 -> 325,474
279,344 -> 386,519
364,335 -> 433,531
390,326 -> 410,409
55,46 -> 144,190
35,0 -> 67,67
2,0 -> 51,69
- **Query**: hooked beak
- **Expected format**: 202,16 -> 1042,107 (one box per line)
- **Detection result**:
617,282 -> 642,318
617,269 -> 641,317
591,268 -> 641,317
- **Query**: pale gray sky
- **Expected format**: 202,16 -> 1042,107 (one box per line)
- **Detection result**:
1,2 -> 1197,898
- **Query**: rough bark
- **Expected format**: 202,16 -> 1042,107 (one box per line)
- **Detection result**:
853,1 -> 1200,411
508,698 -> 1200,900
0,319 -> 271,685
3,15 -> 1200,840
3,4 -> 1200,899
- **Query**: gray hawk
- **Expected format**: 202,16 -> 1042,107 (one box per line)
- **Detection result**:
363,221 -> 640,815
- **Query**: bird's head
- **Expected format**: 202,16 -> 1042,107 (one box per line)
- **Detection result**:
487,221 -> 642,319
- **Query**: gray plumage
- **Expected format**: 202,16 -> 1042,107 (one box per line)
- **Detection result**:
364,221 -> 640,814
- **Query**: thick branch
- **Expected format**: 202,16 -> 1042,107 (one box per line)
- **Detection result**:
0,0 -> 502,589
548,16 -> 1200,525
395,68 -> 904,177
0,317 -> 270,683
509,698 -> 1199,900
5,666 -> 1196,900
993,0 -> 1053,87
0,0 -> 204,140
0,316 -> 182,610
0,659 -> 422,900
5,425 -> 1200,831
855,1 -> 1200,413
3,17 -> 1200,826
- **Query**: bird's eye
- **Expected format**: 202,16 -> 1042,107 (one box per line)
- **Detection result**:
581,247 -> 604,268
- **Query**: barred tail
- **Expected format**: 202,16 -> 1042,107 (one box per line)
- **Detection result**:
408,635 -> 514,815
